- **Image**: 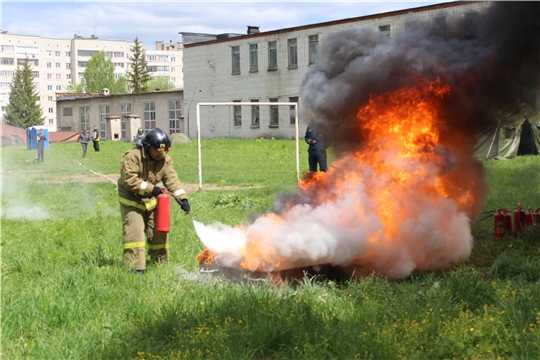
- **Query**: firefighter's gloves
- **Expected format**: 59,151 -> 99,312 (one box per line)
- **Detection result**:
180,199 -> 191,214
152,186 -> 164,197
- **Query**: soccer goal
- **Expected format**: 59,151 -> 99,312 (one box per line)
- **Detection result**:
195,102 -> 300,190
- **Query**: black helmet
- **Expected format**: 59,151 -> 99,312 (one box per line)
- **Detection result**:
142,128 -> 171,152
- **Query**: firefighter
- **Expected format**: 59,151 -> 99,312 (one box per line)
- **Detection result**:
117,128 -> 190,274
304,122 -> 330,172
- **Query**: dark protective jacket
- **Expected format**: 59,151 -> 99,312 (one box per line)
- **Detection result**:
304,123 -> 329,152
117,147 -> 187,211
78,132 -> 93,144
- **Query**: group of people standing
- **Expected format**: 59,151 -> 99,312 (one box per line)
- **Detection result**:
77,126 -> 100,158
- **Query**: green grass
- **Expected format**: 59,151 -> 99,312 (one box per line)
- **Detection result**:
1,140 -> 540,359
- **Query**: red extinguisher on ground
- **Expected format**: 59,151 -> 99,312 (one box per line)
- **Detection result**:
514,203 -> 525,237
494,209 -> 506,239
525,206 -> 538,228
156,189 -> 171,233
534,208 -> 540,225
503,209 -> 512,235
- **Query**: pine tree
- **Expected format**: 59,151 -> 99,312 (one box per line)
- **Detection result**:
126,37 -> 151,93
4,57 -> 45,128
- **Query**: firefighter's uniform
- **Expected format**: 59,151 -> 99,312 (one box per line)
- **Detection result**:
117,147 -> 188,271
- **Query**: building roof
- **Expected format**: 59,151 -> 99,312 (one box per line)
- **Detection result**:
183,1 -> 469,48
0,123 -> 27,143
56,89 -> 183,102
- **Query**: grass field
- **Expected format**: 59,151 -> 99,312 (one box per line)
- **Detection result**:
1,139 -> 539,359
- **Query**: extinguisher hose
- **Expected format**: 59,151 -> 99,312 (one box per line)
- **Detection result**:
169,192 -> 196,222
475,209 -> 499,224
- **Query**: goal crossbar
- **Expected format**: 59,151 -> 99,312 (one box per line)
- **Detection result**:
196,102 -> 300,190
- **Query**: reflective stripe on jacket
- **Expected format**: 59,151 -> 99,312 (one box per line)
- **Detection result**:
117,147 -> 187,211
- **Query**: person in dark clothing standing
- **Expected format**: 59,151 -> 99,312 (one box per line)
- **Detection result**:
77,129 -> 93,158
37,129 -> 46,162
304,122 -> 329,172
92,125 -> 100,152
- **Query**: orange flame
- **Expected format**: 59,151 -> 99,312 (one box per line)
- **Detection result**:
198,76 -> 486,279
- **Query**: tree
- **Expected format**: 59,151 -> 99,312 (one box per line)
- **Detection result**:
80,51 -> 127,94
4,57 -> 45,128
147,76 -> 176,92
126,37 -> 151,93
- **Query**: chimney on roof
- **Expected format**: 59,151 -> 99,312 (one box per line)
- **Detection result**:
247,26 -> 260,35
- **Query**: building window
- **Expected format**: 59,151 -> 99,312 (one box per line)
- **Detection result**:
66,51 -> 71,57
268,41 -> 277,70
288,38 -> 298,69
56,85 -> 61,91
144,102 -> 156,129
233,100 -> 242,127
269,98 -> 279,128
78,50 -> 98,57
78,61 -> 88,68
47,62 -> 52,68
249,44 -> 258,72
63,107 -> 73,116
120,103 -> 131,139
289,97 -> 298,125
56,74 -> 61,80
49,118 -> 54,125
463,11 -> 479,39
1,58 -> 14,65
66,74 -> 71,80
48,107 -> 54,113
48,96 -> 53,101
250,99 -> 259,129
47,74 -> 52,80
66,63 -> 71,69
433,16 -> 447,37
379,25 -> 391,38
99,105 -> 109,139
46,51 -> 52,57
404,20 -> 418,32
55,51 -> 61,57
80,106 -> 90,130
309,35 -> 319,65
168,100 -> 182,134
47,85 -> 52,90
231,46 -> 240,75
32,71 -> 39,78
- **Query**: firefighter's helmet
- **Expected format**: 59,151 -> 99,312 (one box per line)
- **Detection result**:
142,128 -> 171,152
138,127 -> 144,133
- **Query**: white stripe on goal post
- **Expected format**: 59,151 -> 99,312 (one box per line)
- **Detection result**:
196,102 -> 300,191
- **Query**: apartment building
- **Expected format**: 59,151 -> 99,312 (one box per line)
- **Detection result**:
0,32 -> 183,132
181,1 -> 536,140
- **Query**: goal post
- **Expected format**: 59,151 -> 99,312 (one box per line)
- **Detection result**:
196,102 -> 300,190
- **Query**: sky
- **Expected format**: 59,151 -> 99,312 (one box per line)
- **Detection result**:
1,1 -> 446,49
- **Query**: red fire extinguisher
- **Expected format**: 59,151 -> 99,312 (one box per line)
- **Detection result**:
503,209 -> 512,234
525,206 -> 533,228
534,208 -> 540,225
514,203 -> 525,237
156,189 -> 171,233
494,209 -> 506,239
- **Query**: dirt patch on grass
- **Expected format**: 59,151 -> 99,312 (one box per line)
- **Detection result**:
7,169 -> 261,192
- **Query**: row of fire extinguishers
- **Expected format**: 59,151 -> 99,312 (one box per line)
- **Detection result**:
494,203 -> 539,238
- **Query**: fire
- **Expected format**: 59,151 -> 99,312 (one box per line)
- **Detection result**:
197,76 -> 486,279
195,248 -> 216,264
